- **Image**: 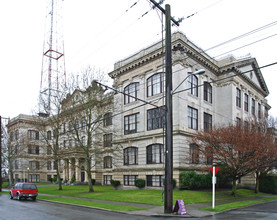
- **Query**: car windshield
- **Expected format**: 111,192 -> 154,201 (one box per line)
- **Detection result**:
22,184 -> 37,189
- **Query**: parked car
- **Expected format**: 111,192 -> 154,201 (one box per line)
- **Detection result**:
9,183 -> 38,201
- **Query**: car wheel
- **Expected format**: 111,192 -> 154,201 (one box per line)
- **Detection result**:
9,193 -> 13,200
32,197 -> 36,201
17,194 -> 21,201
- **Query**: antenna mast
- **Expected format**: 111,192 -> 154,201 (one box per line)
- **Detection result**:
40,0 -> 66,113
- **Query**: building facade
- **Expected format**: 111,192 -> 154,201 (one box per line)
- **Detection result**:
7,32 -> 270,187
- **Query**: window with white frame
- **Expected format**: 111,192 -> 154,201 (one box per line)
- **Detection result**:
147,72 -> 165,97
124,82 -> 139,104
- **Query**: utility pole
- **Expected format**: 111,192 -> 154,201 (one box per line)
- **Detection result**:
149,0 -> 179,214
164,4 -> 173,214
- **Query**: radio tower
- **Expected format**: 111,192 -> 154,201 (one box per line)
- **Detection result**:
40,0 -> 66,113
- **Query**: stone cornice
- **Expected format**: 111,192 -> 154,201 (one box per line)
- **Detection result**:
109,32 -> 220,79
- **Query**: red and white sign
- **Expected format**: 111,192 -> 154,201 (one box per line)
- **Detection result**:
210,167 -> 219,175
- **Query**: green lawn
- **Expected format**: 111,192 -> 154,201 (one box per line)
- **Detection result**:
202,196 -> 277,212
38,195 -> 146,211
37,185 -> 267,206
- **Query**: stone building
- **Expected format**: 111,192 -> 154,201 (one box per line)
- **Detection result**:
7,31 -> 271,187
107,31 -> 270,188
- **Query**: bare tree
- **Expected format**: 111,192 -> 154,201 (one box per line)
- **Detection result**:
63,67 -> 121,192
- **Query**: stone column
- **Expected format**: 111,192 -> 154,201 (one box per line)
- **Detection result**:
75,159 -> 80,182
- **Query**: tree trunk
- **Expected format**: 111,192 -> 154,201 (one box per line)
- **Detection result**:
231,179 -> 237,196
56,160 -> 62,190
86,158 -> 94,192
255,171 -> 260,194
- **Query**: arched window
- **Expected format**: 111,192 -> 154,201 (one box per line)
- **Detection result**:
124,82 -> 139,104
104,156 -> 112,168
147,72 -> 165,97
123,147 -> 138,165
188,74 -> 198,96
146,144 -> 164,164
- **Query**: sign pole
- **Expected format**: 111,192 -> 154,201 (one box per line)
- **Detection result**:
212,166 -> 215,209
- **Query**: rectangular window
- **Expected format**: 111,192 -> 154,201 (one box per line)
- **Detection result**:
252,98 -> 255,115
236,88 -> 241,107
29,161 -> 40,170
190,144 -> 199,164
236,117 -> 241,126
147,107 -> 165,130
47,146 -> 52,155
103,133 -> 113,147
124,175 -> 138,186
15,160 -> 19,170
103,175 -> 112,185
47,161 -> 52,170
47,131 -> 51,140
28,130 -> 39,140
28,146 -> 39,155
104,156 -> 112,168
29,174 -> 40,183
244,93 -> 249,112
188,106 -> 198,130
204,113 -> 212,131
204,82 -> 212,103
258,103 -> 261,119
124,113 -> 139,134
103,112 -> 113,127
146,175 -> 163,187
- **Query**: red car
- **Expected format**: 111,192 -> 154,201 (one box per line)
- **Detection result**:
9,183 -> 38,201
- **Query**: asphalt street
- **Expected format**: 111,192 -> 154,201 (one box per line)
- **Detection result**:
1,193 -> 277,219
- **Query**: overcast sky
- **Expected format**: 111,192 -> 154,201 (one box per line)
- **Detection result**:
1,0 -> 277,119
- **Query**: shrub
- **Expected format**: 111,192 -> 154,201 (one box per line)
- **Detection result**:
53,176 -> 57,183
135,179 -> 145,189
179,171 -> 211,190
110,179 -> 121,188
70,176 -> 75,183
162,178 -> 177,189
259,174 -> 277,194
91,179 -> 96,185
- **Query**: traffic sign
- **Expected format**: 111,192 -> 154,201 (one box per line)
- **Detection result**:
210,167 -> 219,175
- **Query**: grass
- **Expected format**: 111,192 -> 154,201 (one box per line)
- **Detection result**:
37,185 -> 268,206
38,195 -> 146,211
202,196 -> 277,212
